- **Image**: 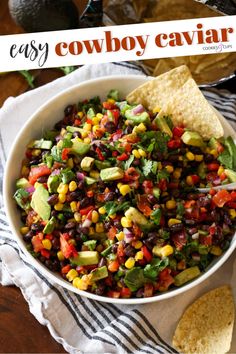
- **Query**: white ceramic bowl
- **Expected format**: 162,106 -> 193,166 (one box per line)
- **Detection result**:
3,75 -> 236,304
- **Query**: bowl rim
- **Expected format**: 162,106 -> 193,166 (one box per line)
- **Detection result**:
3,74 -> 236,304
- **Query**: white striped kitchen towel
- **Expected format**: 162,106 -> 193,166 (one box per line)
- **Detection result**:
0,63 -> 236,354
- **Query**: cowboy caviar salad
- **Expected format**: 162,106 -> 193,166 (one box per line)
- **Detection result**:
14,90 -> 236,299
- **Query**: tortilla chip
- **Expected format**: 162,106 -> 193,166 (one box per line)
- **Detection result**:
172,286 -> 235,354
126,65 -> 192,110
158,78 -> 224,139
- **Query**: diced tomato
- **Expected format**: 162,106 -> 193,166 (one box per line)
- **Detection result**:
86,118 -> 93,124
110,129 -> 123,141
200,234 -> 212,246
117,153 -> 129,161
107,290 -> 121,298
103,102 -> 116,110
206,172 -> 218,183
32,233 -> 44,253
61,147 -> 71,161
141,246 -> 152,262
209,225 -> 216,235
108,260 -> 120,272
142,180 -> 153,194
184,200 -> 196,208
158,178 -> 167,191
171,231 -> 187,250
45,234 -> 53,240
108,226 -> 117,240
207,163 -> 220,171
144,283 -> 154,297
28,165 -> 51,185
137,197 -> 152,217
158,268 -> 174,291
79,205 -> 94,215
110,109 -> 120,124
231,191 -> 236,201
191,175 -> 200,184
61,265 -> 71,274
132,224 -> 142,238
212,189 -> 232,207
112,151 -> 119,157
225,201 -> 236,208
96,147 -> 105,161
74,119 -> 81,126
117,243 -> 125,258
60,233 -> 78,259
220,172 -> 227,181
185,205 -> 200,220
173,127 -> 184,137
209,189 -> 216,196
41,249 -> 50,259
120,287 -> 132,298
123,134 -> 140,144
122,142 -> 132,152
167,139 -> 181,149
86,190 -> 94,198
217,143 -> 224,153
124,167 -> 140,181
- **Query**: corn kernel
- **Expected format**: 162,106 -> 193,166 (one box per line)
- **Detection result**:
31,149 -> 41,157
70,201 -> 77,213
168,218 -> 182,227
132,149 -> 141,159
81,131 -> 88,138
186,151 -> 195,161
125,257 -> 135,269
84,137 -> 91,144
173,169 -> 181,179
58,193 -> 66,203
89,227 -> 95,235
82,215 -> 86,221
134,241 -> 143,249
74,212 -> 81,223
210,246 -> 222,256
54,203 -> 64,211
92,117 -> 100,125
96,113 -> 103,120
57,183 -> 69,194
166,200 -> 176,209
152,246 -> 162,257
210,149 -> 218,158
57,251 -> 65,261
84,123 -> 92,131
229,209 -> 236,219
21,165 -> 30,177
72,277 -> 85,290
116,231 -> 125,241
67,158 -> 74,169
160,245 -> 174,257
186,176 -> 193,186
67,269 -> 78,282
165,165 -> 174,173
136,123 -> 146,132
77,111 -> 83,119
135,251 -> 144,261
179,156 -> 183,161
69,181 -> 77,192
195,154 -> 203,162
153,106 -> 161,113
91,210 -> 99,223
98,207 -> 106,215
121,217 -> 133,228
117,183 -> 123,189
89,170 -> 100,179
42,239 -> 52,250
20,226 -> 29,235
138,149 -> 147,157
120,184 -> 131,196
217,166 -> 225,176
157,162 -> 162,170
96,223 -> 104,233
92,125 -> 100,133
109,214 -> 117,219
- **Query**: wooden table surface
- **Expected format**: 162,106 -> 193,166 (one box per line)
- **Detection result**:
0,1 -> 86,353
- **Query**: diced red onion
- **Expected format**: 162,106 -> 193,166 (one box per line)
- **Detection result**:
51,169 -> 61,176
123,228 -> 134,243
76,172 -> 85,181
132,104 -> 145,115
26,186 -> 35,193
213,177 -> 221,186
82,219 -> 92,228
192,253 -> 201,261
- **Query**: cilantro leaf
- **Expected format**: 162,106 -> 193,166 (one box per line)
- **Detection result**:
124,154 -> 134,170
61,168 -> 75,184
124,267 -> 146,291
142,159 -> 153,177
176,203 -> 185,217
105,201 -> 130,216
157,169 -> 170,182
151,208 -> 162,225
144,257 -> 169,280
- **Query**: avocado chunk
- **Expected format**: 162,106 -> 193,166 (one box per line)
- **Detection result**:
125,109 -> 150,125
16,177 -> 31,189
224,169 -> 236,182
81,157 -> 95,172
71,138 -> 90,156
43,216 -> 56,234
181,131 -> 205,148
14,188 -> 30,211
85,176 -> 97,185
154,115 -> 173,137
47,175 -> 60,194
100,167 -> 124,181
31,184 -> 51,221
66,126 -> 84,134
174,266 -> 201,286
70,251 -> 99,266
101,244 -> 113,257
125,207 -> 148,225
209,137 -> 220,150
28,139 -> 52,150
87,107 -> 96,119
198,162 -> 207,179
95,160 -> 111,170
83,240 -> 97,251
90,266 -> 108,281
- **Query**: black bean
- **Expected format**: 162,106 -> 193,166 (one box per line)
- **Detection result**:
210,210 -> 220,222
136,288 -> 144,298
188,227 -> 198,235
23,231 -> 34,242
172,189 -> 180,198
47,194 -> 59,205
133,158 -> 140,166
147,232 -> 158,243
168,155 -> 180,162
152,152 -> 164,161
39,255 -> 46,263
105,121 -> 116,133
112,244 -> 118,253
113,220 -> 122,229
147,195 -> 157,204
65,222 -> 76,230
187,193 -> 199,200
198,196 -> 211,207
169,223 -> 183,232
79,227 -> 89,235
185,219 -> 198,226
51,238 -> 60,250
77,180 -> 85,189
188,146 -> 202,154
45,260 -> 53,270
79,197 -> 91,208
29,159 -> 40,166
51,260 -> 60,272
70,190 -> 83,200
64,104 -> 74,116
31,223 -> 44,232
94,284 -> 105,296
142,239 -> 153,250
37,175 -> 48,183
224,213 -> 232,226
51,210 -> 58,217
68,229 -> 76,238
104,192 -> 115,202
72,131 -> 81,138
124,245 -> 135,257
98,258 -> 106,268
124,125 -> 132,134
205,154 -> 214,163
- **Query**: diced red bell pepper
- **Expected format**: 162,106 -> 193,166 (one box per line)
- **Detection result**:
117,153 -> 129,161
124,167 -> 140,181
225,201 -> 236,209
60,233 -> 78,259
108,260 -> 120,272
61,147 -> 71,161
107,290 -> 121,298
142,180 -> 153,194
220,172 -> 227,181
200,234 -> 212,246
141,246 -> 152,262
108,226 -> 118,240
96,147 -> 105,161
184,200 -> 196,209
80,205 -> 94,215
28,165 -> 51,185
158,178 -> 167,191
103,102 -> 116,110
120,287 -> 132,298
74,119 -> 81,126
207,163 -> 220,171
173,127 -> 184,137
191,175 -> 200,184
41,249 -> 50,259
32,233 -> 44,253
231,191 -> 236,201
122,142 -> 132,152
158,268 -> 174,291
110,129 -> 123,141
167,139 -> 181,149
61,265 -> 71,274
212,189 -> 232,208
86,118 -> 93,124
